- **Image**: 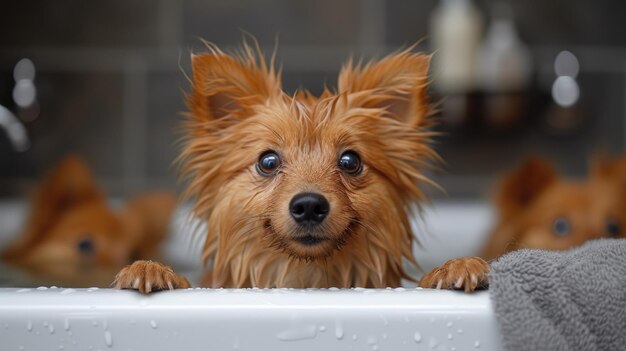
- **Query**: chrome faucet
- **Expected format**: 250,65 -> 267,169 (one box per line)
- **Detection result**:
0,104 -> 29,152
1,58 -> 37,152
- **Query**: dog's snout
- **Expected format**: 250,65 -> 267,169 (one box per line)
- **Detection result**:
289,192 -> 330,226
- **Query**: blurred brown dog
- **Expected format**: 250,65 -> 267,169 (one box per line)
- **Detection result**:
113,42 -> 490,293
481,156 -> 625,260
2,156 -> 176,287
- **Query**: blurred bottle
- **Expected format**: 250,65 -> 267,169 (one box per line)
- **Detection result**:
430,0 -> 484,93
430,0 -> 484,128
478,3 -> 532,131
545,51 -> 583,135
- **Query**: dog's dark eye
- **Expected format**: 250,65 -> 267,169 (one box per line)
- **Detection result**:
606,218 -> 621,237
257,151 -> 281,176
77,238 -> 94,254
338,151 -> 362,175
552,217 -> 570,237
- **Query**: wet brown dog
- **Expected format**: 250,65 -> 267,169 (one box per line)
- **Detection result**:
113,43 -> 489,293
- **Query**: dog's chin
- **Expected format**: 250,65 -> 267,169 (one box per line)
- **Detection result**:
278,222 -> 357,261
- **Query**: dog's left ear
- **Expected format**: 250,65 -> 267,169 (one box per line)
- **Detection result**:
591,154 -> 626,180
188,46 -> 282,121
338,50 -> 431,127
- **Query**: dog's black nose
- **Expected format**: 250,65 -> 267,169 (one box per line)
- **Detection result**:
289,192 -> 330,226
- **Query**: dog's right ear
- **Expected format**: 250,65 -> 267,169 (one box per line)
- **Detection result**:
187,45 -> 282,121
2,155 -> 104,262
494,156 -> 558,220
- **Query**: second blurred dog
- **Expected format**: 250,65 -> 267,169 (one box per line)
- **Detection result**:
1,156 -> 176,287
482,155 -> 625,260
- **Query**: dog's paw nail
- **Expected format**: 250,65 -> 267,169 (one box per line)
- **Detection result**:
470,274 -> 478,287
454,276 -> 464,289
436,280 -> 443,289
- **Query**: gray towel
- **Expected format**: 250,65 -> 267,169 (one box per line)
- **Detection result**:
489,239 -> 626,351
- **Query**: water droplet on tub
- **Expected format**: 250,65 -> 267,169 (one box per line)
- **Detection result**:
404,316 -> 410,323
380,315 -> 388,326
367,336 -> 378,345
474,340 -> 481,348
335,321 -> 344,340
19,346 -> 24,351
382,333 -> 388,340
48,323 -> 55,334
447,333 -> 453,340
129,319 -> 136,325
16,289 -> 30,293
429,337 -> 438,349
414,332 -> 422,343
104,330 -> 113,347
319,325 -> 326,332
276,325 -> 317,341
27,320 -> 32,331
372,345 -> 379,351
446,321 -> 453,328
60,289 -> 76,295
103,320 -> 108,330
63,319 -> 70,331
43,321 -> 48,327
233,337 -> 240,350
92,321 -> 98,327
457,329 -> 463,334
352,334 -> 358,341
150,320 -> 158,329
58,345 -> 64,350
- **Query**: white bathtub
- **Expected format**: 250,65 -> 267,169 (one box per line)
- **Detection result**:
0,287 -> 501,350
0,200 -> 502,350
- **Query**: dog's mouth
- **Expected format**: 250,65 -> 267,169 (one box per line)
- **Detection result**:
293,234 -> 327,246
264,219 -> 358,259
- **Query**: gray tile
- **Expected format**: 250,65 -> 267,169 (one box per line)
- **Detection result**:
0,71 -> 125,188
145,70 -> 187,182
0,0 -> 163,47
182,0 -> 360,47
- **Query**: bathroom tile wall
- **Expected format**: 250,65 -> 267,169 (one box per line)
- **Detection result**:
0,0 -> 624,198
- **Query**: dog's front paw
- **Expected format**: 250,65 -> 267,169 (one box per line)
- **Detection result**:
419,257 -> 490,293
113,260 -> 191,294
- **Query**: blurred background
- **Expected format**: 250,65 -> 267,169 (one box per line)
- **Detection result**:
0,0 -> 624,286
1,0 -> 624,197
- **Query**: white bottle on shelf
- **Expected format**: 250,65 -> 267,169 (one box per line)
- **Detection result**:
429,0 -> 484,93
478,3 -> 532,93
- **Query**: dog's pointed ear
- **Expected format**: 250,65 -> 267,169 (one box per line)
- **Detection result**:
2,155 -> 104,262
338,50 -> 431,127
591,154 -> 626,180
188,46 -> 282,121
494,156 -> 558,219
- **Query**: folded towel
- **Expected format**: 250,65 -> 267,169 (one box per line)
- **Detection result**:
489,239 -> 626,351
